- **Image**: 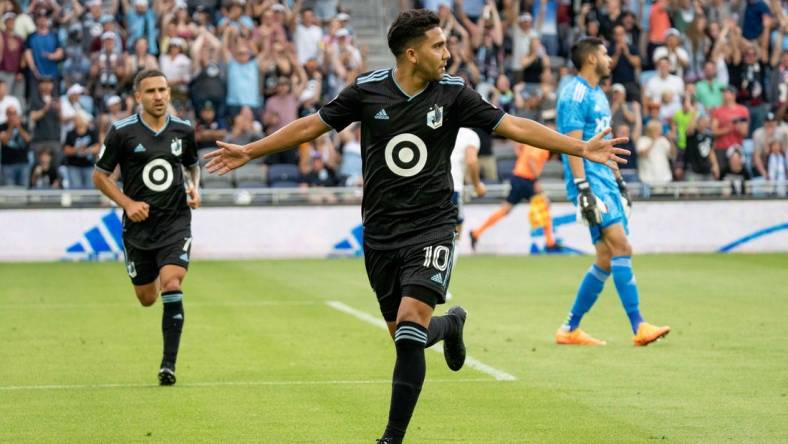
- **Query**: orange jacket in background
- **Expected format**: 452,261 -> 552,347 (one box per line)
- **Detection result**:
513,144 -> 550,180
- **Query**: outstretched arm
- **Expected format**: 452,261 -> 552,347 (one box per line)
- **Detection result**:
493,114 -> 630,165
204,114 -> 331,175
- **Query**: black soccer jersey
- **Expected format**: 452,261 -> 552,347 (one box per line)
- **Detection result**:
319,69 -> 505,249
96,114 -> 198,250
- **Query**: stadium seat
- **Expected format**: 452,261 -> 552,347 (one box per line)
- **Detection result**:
267,163 -> 300,186
269,180 -> 300,188
496,158 -> 516,182
234,164 -> 267,188
201,166 -> 234,188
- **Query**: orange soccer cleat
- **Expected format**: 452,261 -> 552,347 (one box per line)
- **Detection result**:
633,322 -> 671,346
555,328 -> 607,346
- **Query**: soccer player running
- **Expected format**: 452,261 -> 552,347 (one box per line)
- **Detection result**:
205,10 -> 629,443
554,38 -> 670,347
93,69 -> 200,385
469,139 -> 559,252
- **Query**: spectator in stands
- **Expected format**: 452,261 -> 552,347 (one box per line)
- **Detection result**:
721,145 -> 751,194
0,78 -> 21,125
29,147 -> 60,189
338,123 -> 362,187
225,106 -> 263,148
89,31 -> 126,106
671,94 -> 700,180
646,0 -> 671,68
123,0 -> 158,55
766,140 -> 787,188
28,76 -> 60,162
291,4 -> 323,65
126,37 -> 159,85
520,37 -> 549,84
0,106 -> 31,186
222,27 -> 262,118
0,12 -> 25,101
610,25 -> 641,99
159,36 -> 192,106
302,149 -> 339,188
770,48 -> 787,120
684,114 -> 719,181
218,0 -> 255,35
510,13 -> 537,83
695,61 -> 726,110
712,86 -> 750,172
62,110 -> 99,189
98,95 -> 130,139
610,83 -> 640,135
645,57 -> 684,109
637,119 -> 674,186
25,9 -> 62,93
742,0 -> 772,42
730,41 -> 770,136
60,83 -> 89,140
752,112 -> 788,179
62,23 -> 92,89
195,101 -> 227,150
653,28 -> 690,77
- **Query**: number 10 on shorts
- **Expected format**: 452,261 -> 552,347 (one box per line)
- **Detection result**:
423,245 -> 451,271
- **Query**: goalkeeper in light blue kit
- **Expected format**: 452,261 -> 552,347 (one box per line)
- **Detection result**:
555,37 -> 670,346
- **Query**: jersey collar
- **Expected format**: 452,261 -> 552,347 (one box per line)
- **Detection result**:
138,113 -> 171,137
576,74 -> 599,91
391,68 -> 429,102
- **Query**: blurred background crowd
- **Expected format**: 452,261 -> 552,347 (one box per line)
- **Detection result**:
0,0 -> 785,194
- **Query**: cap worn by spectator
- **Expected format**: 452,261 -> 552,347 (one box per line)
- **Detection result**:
336,28 -> 350,38
169,37 -> 186,48
106,95 -> 121,107
101,31 -> 116,41
727,144 -> 743,158
725,85 -> 738,93
67,84 -> 85,96
336,12 -> 351,22
612,83 -> 626,94
2,12 -> 16,22
766,112 -> 777,122
271,4 -> 286,12
518,13 -> 532,23
202,100 -> 215,111
39,75 -> 54,83
100,15 -> 114,24
134,0 -> 149,7
87,0 -> 101,6
665,28 -> 681,39
175,0 -> 188,9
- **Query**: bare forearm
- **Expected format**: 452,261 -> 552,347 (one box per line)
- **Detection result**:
92,170 -> 133,209
188,164 -> 200,186
467,157 -> 481,187
242,114 -> 329,160
495,115 -> 585,157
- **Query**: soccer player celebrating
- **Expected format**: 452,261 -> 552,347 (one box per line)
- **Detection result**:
93,70 -> 200,385
206,10 -> 628,443
555,38 -> 670,346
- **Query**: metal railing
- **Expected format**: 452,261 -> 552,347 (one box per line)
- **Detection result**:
0,181 -> 785,209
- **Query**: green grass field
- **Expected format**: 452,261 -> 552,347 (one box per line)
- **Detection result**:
1,254 -> 787,443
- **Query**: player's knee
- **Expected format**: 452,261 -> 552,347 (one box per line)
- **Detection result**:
135,291 -> 157,307
160,278 -> 182,294
609,238 -> 632,256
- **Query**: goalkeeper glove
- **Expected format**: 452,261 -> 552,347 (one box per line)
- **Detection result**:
616,177 -> 632,218
575,178 -> 607,226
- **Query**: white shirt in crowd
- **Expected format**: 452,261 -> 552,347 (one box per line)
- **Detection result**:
637,135 -> 674,185
159,53 -> 192,85
295,22 -> 324,64
450,127 -> 481,192
0,94 -> 21,125
645,74 -> 684,105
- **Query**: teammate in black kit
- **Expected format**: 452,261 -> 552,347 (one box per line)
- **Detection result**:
92,70 -> 200,386
206,10 -> 629,443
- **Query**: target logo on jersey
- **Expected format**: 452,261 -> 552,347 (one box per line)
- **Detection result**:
384,133 -> 428,177
142,158 -> 174,192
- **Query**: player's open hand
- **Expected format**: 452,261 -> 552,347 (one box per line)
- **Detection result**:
124,200 -> 150,222
186,186 -> 201,209
474,182 -> 487,198
584,128 -> 630,168
204,141 -> 252,175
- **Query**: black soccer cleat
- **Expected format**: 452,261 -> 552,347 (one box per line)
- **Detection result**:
376,437 -> 402,444
158,367 -> 176,386
444,306 -> 467,371
469,230 -> 478,251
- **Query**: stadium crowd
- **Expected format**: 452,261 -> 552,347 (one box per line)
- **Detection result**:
0,0 -> 785,194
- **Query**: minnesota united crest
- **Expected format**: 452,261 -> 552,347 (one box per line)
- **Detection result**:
171,138 -> 183,156
426,105 -> 443,130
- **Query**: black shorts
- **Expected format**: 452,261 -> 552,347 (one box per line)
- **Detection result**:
364,236 -> 456,322
122,236 -> 192,286
505,176 -> 537,205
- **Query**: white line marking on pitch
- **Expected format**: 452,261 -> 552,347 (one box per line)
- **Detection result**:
0,378 -> 497,391
325,300 -> 517,381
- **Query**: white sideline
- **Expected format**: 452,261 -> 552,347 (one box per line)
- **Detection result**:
325,301 -> 517,382
0,378 -> 497,391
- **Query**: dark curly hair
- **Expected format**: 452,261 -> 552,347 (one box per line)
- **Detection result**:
387,9 -> 440,58
570,37 -> 605,70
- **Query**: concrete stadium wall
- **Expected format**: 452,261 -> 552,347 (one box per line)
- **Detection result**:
0,201 -> 786,261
